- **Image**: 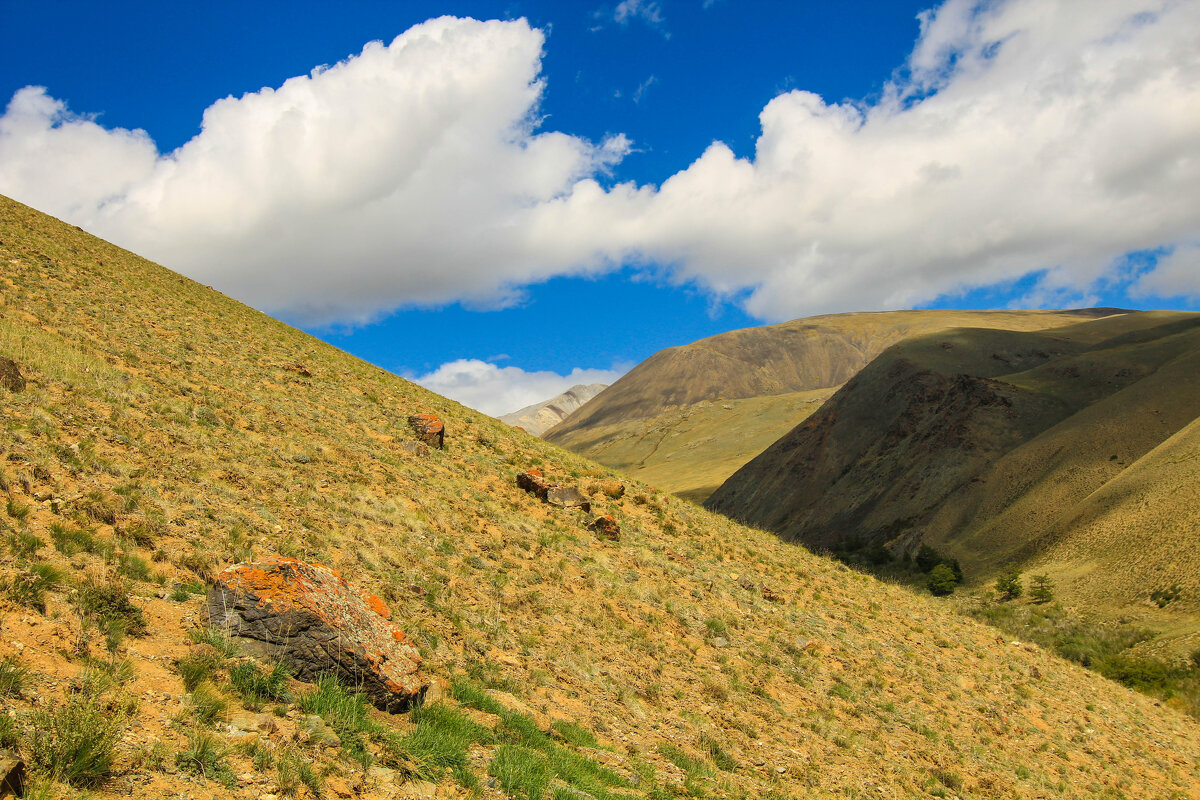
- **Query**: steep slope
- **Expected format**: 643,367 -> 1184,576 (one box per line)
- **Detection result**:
546,309 -> 1121,500
2,194 -> 1199,799
707,312 -> 1200,630
498,383 -> 607,436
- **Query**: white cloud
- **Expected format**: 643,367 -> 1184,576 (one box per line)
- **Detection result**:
1133,240 -> 1200,300
409,359 -> 626,417
2,2 -> 1199,328
534,0 -> 1200,318
0,17 -> 629,325
613,0 -> 664,27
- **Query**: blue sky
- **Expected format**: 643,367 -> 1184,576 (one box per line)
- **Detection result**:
2,0 -> 1198,414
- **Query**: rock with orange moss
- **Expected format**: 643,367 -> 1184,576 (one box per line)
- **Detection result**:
407,413 -> 445,449
206,557 -> 426,712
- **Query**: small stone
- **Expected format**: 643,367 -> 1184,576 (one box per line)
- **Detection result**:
546,485 -> 591,511
588,515 -> 621,541
775,766 -> 788,774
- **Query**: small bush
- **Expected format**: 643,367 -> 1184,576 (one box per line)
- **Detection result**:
5,496 -> 30,521
927,563 -> 958,596
276,744 -> 323,797
0,655 -> 28,697
187,682 -> 229,726
117,551 -> 152,581
995,566 -> 1022,601
176,731 -> 235,788
0,713 -> 17,750
49,522 -> 111,558
74,574 -> 148,637
26,688 -> 132,787
189,627 -> 241,658
1150,584 -> 1183,608
4,562 -> 64,613
176,649 -> 225,692
1029,574 -> 1054,604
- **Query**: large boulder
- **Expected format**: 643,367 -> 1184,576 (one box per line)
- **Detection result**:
407,414 -> 444,449
207,557 -> 426,712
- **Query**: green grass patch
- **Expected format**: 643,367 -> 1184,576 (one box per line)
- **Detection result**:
551,720 -> 598,749
388,701 -> 493,788
658,743 -> 714,778
296,674 -> 385,763
490,745 -> 551,800
228,659 -> 292,710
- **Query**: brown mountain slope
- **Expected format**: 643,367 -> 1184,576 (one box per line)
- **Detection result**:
545,309 -> 1122,500
706,312 -> 1200,633
2,194 -> 1200,798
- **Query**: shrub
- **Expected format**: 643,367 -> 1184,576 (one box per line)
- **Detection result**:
0,655 -> 28,697
1029,574 -> 1054,604
74,574 -> 148,638
1151,585 -> 1183,608
176,731 -> 235,788
26,688 -> 132,787
276,744 -> 323,797
49,523 -> 111,558
995,566 -> 1022,601
4,562 -> 64,613
927,563 -> 959,596
914,545 -> 943,573
187,682 -> 229,726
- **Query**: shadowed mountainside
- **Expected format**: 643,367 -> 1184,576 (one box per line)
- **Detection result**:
2,194 -> 1199,798
706,312 -> 1200,642
546,309 -> 1123,500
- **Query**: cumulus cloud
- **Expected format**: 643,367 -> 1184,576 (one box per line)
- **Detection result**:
0,17 -> 629,325
409,359 -> 626,417
538,0 -> 1200,318
1,2 -> 1199,327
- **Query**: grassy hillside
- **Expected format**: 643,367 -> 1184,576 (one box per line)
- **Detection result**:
706,312 -> 1200,647
2,194 -> 1200,799
546,309 -> 1119,501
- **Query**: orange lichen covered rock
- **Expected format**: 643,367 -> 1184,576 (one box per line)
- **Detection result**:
407,413 -> 445,449
207,557 -> 426,712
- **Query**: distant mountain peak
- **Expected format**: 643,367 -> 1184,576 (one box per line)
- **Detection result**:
498,382 -> 608,436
